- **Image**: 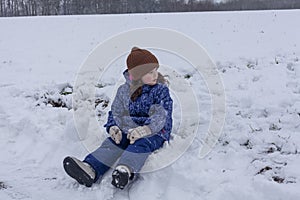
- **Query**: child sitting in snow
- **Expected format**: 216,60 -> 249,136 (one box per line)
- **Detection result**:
63,47 -> 173,189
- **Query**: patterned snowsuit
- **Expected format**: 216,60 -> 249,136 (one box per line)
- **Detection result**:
84,70 -> 173,181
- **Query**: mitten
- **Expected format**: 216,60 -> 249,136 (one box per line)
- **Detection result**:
127,126 -> 151,144
109,126 -> 122,144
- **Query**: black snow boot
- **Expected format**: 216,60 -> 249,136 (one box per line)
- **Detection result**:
111,165 -> 134,189
63,156 -> 96,187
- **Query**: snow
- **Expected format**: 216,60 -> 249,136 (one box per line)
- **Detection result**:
1,9 -> 300,199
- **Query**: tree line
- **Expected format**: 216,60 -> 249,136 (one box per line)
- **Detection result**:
1,0 -> 300,17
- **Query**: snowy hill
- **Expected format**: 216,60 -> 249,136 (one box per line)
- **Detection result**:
0,10 -> 300,200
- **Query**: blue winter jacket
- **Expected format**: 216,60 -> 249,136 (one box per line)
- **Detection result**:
104,70 -> 173,141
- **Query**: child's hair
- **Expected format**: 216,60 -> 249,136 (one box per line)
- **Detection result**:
130,72 -> 168,101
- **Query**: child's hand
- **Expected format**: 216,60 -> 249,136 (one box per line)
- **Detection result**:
127,126 -> 152,144
109,126 -> 122,144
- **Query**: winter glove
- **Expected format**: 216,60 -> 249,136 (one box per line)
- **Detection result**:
109,126 -> 122,144
127,126 -> 152,144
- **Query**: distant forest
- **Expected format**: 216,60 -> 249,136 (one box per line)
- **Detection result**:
1,0 -> 300,17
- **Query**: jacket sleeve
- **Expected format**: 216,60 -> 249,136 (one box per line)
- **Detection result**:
103,86 -> 125,133
145,86 -> 173,134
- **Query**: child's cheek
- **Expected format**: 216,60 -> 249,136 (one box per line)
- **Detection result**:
145,76 -> 152,83
142,75 -> 150,84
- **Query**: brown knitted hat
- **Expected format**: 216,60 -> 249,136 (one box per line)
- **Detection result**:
126,47 -> 159,81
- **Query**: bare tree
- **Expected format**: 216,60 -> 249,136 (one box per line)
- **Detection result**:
0,0 -> 4,16
1,0 -> 300,17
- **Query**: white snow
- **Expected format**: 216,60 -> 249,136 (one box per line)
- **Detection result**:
1,10 -> 300,199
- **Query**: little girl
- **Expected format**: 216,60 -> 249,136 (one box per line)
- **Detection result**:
63,47 -> 173,189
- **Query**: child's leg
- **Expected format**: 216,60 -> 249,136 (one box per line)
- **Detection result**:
117,134 -> 165,173
84,133 -> 129,181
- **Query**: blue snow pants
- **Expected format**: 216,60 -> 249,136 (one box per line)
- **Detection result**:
83,132 -> 165,182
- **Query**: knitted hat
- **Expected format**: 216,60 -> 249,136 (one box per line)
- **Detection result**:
126,47 -> 159,81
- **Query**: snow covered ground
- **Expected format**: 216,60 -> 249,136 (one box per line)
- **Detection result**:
1,9 -> 300,199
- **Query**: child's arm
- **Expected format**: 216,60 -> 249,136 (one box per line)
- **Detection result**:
104,86 -> 126,133
145,86 -> 173,134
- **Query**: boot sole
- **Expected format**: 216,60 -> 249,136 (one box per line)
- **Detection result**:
112,172 -> 139,190
63,156 -> 94,187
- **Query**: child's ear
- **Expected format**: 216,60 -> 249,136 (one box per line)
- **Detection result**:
129,74 -> 133,81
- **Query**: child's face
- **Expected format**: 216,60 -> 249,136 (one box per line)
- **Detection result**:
141,68 -> 158,85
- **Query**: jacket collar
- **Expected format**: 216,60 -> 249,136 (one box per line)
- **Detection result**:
123,69 -> 131,85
